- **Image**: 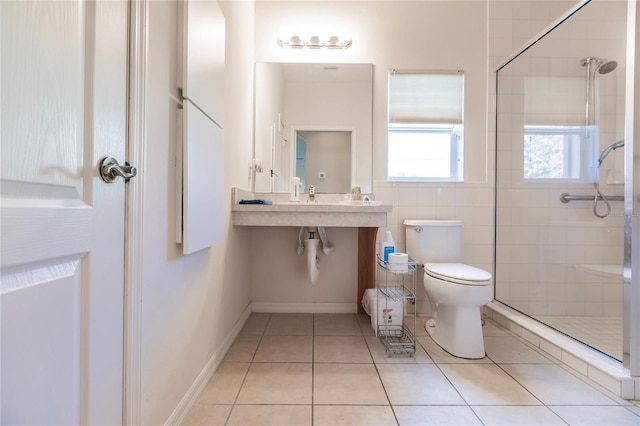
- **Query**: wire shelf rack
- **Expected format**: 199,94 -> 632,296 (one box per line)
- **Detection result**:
376,255 -> 418,275
377,324 -> 416,356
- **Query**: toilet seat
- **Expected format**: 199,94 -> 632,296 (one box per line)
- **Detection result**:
424,263 -> 492,286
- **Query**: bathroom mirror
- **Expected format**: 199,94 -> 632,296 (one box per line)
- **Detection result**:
253,62 -> 373,193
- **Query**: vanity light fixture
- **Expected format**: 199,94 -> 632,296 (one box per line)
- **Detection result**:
277,28 -> 352,49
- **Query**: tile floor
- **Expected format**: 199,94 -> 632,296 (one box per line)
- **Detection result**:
184,313 -> 640,426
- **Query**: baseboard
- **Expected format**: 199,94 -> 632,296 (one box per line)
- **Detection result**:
165,303 -> 252,425
251,302 -> 357,314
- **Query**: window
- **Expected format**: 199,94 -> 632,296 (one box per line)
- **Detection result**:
523,125 -> 596,181
522,76 -> 596,182
387,70 -> 464,181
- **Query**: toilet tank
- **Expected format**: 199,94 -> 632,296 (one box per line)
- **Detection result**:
403,220 -> 462,263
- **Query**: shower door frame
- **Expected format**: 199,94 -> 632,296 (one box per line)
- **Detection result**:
623,0 -> 639,377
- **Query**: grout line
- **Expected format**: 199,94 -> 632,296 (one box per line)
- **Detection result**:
223,314 -> 271,426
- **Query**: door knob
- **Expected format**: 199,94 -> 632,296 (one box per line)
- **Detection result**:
99,157 -> 137,184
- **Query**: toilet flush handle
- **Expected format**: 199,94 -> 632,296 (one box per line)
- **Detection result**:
413,226 -> 423,233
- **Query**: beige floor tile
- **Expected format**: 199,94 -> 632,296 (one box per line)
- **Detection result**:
183,404 -> 231,426
501,364 -> 619,405
356,314 -> 376,335
253,335 -> 312,363
365,336 -> 433,364
394,405 -> 482,426
482,318 -> 509,336
314,405 -> 396,426
236,363 -> 312,405
404,316 -> 429,337
314,314 -> 362,335
240,314 -> 270,335
376,364 -> 466,405
313,363 -> 388,405
314,335 -> 372,363
472,406 -> 566,426
549,406 -> 640,426
484,336 -> 552,364
264,315 -> 313,335
223,335 -> 261,363
417,335 -> 493,364
438,364 -> 540,406
198,363 -> 250,404
227,405 -> 312,426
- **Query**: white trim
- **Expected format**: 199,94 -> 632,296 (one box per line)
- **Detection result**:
252,302 -> 357,314
123,0 -> 147,423
165,304 -> 253,426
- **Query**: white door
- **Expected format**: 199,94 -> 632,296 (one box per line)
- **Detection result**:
1,1 -> 129,424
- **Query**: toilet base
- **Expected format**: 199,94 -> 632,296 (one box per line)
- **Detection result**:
425,304 -> 486,359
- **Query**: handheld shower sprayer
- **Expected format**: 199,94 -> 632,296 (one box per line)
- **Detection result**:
597,140 -> 625,167
592,140 -> 625,218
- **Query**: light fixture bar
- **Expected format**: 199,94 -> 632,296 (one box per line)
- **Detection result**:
277,31 -> 352,49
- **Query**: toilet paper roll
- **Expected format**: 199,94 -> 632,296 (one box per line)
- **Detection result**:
388,252 -> 409,273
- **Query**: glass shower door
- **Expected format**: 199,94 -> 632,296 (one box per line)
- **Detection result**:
494,0 -> 627,361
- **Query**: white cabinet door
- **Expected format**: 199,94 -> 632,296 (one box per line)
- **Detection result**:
180,0 -> 225,126
0,1 -> 127,424
182,100 -> 224,254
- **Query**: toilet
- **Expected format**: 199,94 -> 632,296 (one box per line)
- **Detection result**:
404,220 -> 493,359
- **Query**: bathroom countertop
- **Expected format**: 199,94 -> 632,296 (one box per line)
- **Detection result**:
231,187 -> 391,227
231,203 -> 391,227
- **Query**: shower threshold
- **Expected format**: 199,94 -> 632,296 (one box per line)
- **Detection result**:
484,301 -> 639,400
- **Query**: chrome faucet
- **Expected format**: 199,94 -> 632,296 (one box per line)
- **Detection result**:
308,185 -> 316,203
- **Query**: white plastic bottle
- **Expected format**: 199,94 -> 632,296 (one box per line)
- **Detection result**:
290,177 -> 301,202
382,230 -> 395,262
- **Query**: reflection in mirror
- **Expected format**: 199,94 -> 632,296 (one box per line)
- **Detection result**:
254,63 -> 373,193
295,130 -> 352,194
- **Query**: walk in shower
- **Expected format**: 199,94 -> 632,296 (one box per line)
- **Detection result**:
494,0 -> 629,362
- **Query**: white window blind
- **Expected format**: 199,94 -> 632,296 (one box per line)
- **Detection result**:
524,76 -> 583,126
388,70 -> 464,124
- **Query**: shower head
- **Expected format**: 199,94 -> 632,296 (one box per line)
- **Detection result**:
580,57 -> 618,74
597,139 -> 625,166
597,60 -> 618,74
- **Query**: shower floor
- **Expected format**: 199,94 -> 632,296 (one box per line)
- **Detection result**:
533,315 -> 622,361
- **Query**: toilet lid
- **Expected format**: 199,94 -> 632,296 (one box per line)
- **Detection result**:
425,263 -> 492,285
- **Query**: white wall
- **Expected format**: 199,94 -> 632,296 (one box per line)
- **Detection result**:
141,1 -> 254,423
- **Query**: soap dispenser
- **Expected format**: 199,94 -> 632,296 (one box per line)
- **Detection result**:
290,177 -> 301,202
